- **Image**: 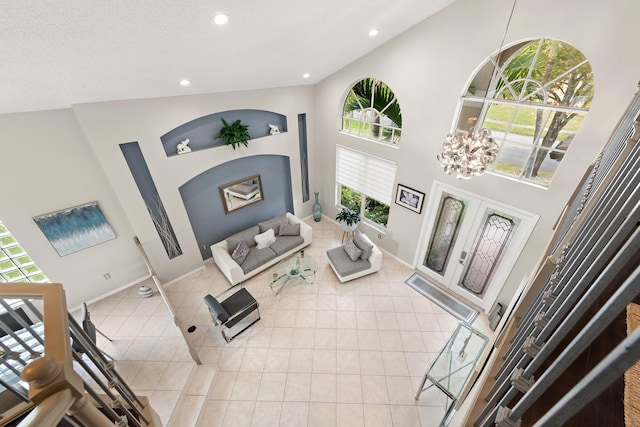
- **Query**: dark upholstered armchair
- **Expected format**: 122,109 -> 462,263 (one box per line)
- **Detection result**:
204,288 -> 260,343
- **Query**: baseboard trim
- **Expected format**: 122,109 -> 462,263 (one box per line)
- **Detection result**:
68,274 -> 151,313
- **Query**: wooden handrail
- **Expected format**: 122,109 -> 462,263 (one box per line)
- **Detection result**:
0,283 -> 115,426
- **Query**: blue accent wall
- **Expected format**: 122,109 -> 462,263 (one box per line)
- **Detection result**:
179,155 -> 294,260
161,109 -> 288,157
120,142 -> 183,259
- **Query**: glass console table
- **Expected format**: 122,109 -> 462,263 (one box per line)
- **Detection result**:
268,251 -> 317,295
415,321 -> 489,426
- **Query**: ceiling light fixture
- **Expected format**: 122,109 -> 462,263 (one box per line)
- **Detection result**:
368,29 -> 379,37
303,73 -> 310,79
436,128 -> 499,179
436,0 -> 516,179
213,14 -> 229,25
179,79 -> 191,86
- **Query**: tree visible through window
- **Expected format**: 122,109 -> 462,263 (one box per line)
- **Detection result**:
340,185 -> 390,228
342,78 -> 402,145
457,38 -> 594,186
335,146 -> 396,229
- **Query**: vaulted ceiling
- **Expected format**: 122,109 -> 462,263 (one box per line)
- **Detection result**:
0,0 -> 455,114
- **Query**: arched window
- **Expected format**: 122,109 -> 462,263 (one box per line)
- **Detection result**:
456,38 -> 594,186
341,78 -> 402,145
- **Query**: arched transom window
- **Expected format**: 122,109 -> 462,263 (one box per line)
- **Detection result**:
456,38 -> 594,186
341,78 -> 402,145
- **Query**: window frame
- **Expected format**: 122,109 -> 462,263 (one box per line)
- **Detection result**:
454,38 -> 593,187
0,222 -> 49,284
340,78 -> 402,146
335,146 -> 396,230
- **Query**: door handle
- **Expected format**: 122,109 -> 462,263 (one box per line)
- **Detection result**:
459,251 -> 467,265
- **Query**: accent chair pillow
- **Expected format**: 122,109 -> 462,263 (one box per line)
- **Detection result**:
353,231 -> 374,261
278,223 -> 300,236
254,228 -> 277,249
343,238 -> 363,262
231,241 -> 250,265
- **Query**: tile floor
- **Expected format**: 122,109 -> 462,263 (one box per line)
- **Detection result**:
87,217 -> 491,426
79,278 -> 196,425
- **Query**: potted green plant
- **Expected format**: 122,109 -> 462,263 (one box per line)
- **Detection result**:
215,118 -> 250,150
335,207 -> 360,231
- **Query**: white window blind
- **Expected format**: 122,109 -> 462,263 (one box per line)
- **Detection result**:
336,145 -> 397,205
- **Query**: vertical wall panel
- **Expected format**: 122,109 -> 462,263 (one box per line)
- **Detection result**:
120,142 -> 182,259
298,113 -> 310,202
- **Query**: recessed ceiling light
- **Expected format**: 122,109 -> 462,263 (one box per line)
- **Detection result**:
180,79 -> 191,86
369,29 -> 379,37
303,73 -> 310,79
213,14 -> 229,25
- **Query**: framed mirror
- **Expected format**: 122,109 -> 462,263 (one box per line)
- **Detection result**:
219,174 -> 264,214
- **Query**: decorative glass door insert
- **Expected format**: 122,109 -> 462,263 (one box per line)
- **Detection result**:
424,195 -> 466,273
418,183 -> 538,311
459,212 -> 515,299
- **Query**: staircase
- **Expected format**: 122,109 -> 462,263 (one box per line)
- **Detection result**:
166,364 -> 218,426
0,282 -> 161,426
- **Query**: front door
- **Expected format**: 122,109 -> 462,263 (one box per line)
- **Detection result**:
416,182 -> 538,312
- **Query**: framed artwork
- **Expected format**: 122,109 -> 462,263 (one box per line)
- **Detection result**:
395,184 -> 425,214
219,174 -> 264,214
33,201 -> 116,257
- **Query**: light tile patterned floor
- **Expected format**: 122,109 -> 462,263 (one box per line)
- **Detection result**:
88,217 -> 491,426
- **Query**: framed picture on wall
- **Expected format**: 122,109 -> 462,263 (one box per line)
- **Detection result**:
33,201 -> 116,257
219,174 -> 264,214
395,184 -> 425,214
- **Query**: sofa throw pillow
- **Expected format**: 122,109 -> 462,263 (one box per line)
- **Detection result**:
353,231 -> 374,261
226,225 -> 260,252
278,223 -> 300,236
254,228 -> 277,249
343,238 -> 363,262
258,214 -> 289,235
231,241 -> 250,265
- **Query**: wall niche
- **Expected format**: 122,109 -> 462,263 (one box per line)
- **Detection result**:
160,109 -> 288,157
179,155 -> 294,260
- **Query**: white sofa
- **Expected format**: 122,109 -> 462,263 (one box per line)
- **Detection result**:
211,213 -> 312,286
326,231 -> 382,282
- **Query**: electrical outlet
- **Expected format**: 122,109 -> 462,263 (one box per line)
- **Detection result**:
103,273 -> 111,280
378,233 -> 382,239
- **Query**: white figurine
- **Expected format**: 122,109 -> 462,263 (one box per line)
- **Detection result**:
176,138 -> 191,154
268,124 -> 280,135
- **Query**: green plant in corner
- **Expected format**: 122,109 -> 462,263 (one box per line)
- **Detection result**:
216,118 -> 250,150
335,207 -> 361,227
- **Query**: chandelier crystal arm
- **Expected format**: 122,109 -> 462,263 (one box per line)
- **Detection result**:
437,128 -> 500,179
437,0 -> 516,180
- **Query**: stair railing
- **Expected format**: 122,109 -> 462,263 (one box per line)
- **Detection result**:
0,282 -> 159,426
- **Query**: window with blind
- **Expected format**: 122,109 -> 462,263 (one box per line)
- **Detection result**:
336,145 -> 397,228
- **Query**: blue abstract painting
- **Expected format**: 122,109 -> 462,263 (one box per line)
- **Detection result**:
33,202 -> 116,257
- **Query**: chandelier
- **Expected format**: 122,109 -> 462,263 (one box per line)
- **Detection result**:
436,127 -> 500,179
437,0 -> 516,180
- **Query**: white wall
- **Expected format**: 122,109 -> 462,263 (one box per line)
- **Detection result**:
1,0 -> 638,312
0,87 -> 315,307
72,86 -> 316,285
313,0 -> 640,312
0,109 -> 149,307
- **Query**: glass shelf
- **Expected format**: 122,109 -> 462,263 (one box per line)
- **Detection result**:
415,321 -> 489,426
